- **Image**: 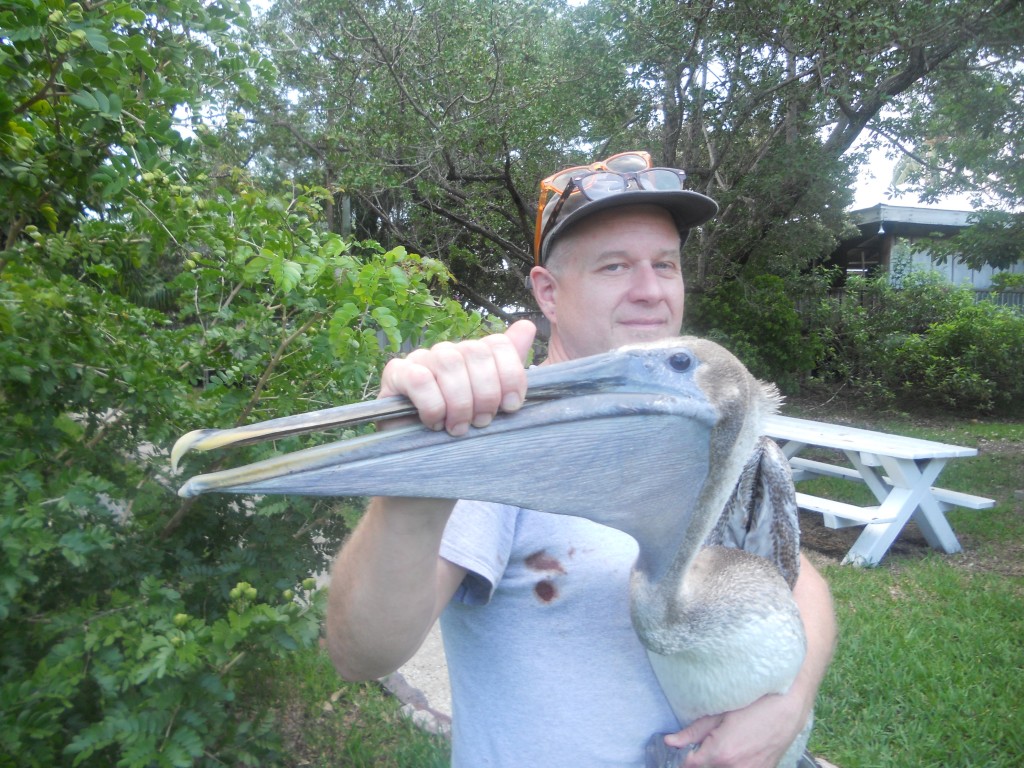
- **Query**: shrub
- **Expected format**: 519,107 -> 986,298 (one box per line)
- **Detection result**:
688,273 -> 825,392
1,182 -> 485,765
893,302 -> 1024,413
989,271 -> 1024,293
814,271 -> 1024,415
2,1 -> 491,762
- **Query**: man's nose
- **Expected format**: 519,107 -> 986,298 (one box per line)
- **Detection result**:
628,262 -> 662,301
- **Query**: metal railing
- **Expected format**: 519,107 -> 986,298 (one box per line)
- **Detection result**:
973,291 -> 1024,312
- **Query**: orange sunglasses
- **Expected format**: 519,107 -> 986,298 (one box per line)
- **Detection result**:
533,151 -> 652,263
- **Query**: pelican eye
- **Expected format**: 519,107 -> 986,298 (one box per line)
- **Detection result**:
667,352 -> 693,372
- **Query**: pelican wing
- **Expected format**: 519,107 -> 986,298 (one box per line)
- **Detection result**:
705,435 -> 801,587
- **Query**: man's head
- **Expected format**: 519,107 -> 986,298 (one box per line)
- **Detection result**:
529,152 -> 718,363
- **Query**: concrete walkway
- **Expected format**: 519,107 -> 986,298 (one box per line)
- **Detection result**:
382,621 -> 452,736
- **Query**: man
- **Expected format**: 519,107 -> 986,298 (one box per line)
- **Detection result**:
327,151 -> 836,767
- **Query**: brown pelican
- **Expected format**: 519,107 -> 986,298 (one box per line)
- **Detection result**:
172,337 -> 810,767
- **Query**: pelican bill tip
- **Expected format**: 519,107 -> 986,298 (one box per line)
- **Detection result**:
176,478 -> 201,498
170,428 -> 218,472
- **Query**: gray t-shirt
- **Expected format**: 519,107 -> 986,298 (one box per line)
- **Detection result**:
439,500 -> 681,767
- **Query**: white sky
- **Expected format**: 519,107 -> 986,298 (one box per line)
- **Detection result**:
850,142 -> 978,212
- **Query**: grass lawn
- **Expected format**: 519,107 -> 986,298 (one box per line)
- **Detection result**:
268,401 -> 1023,767
784,400 -> 1024,767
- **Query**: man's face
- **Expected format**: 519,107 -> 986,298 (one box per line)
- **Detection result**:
530,205 -> 685,362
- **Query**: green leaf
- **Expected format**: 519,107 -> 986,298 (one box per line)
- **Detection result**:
322,236 -> 349,259
54,413 -> 85,440
1,25 -> 44,42
39,204 -> 58,231
371,306 -> 398,328
83,27 -> 109,53
103,92 -> 122,119
331,302 -> 362,328
6,366 -> 32,384
70,90 -> 100,111
93,90 -> 110,116
269,258 -> 302,293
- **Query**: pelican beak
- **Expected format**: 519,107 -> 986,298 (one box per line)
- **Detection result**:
171,346 -> 672,473
173,344 -> 720,550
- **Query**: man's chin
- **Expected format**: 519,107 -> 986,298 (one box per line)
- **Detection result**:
616,324 -> 675,344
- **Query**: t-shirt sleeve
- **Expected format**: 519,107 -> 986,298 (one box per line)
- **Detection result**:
439,500 -> 517,606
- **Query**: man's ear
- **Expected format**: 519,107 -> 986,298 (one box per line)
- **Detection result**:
529,266 -> 557,322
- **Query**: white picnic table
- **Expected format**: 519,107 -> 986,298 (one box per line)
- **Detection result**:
763,414 -> 994,566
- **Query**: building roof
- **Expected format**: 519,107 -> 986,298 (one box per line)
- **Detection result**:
832,204 -> 977,277
850,204 -> 974,237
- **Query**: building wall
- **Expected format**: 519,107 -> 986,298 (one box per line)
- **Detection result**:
905,241 -> 1024,291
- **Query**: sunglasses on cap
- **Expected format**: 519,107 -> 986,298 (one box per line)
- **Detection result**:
533,151 -> 689,264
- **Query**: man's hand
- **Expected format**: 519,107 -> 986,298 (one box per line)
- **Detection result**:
665,689 -> 808,767
379,319 -> 536,435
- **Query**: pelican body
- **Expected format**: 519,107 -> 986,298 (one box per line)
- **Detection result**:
172,337 -> 810,767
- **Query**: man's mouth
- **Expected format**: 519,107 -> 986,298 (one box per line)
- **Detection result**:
620,318 -> 667,328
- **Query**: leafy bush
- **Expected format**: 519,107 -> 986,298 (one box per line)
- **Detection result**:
892,302 -> 1024,413
1,1 -> 495,761
814,271 -> 1024,414
1,188 -> 485,765
687,273 -> 826,392
989,271 -> 1024,293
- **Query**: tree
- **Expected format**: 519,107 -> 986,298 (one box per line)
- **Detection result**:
924,209 -> 1024,272
0,0 -> 270,253
1,1 -> 487,763
243,0 -> 1024,312
886,30 -> 1024,272
608,0 -> 1023,285
244,0 -> 641,315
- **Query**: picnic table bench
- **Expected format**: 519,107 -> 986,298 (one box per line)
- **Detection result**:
763,414 -> 995,566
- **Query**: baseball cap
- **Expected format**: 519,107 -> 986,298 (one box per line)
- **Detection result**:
535,150 -> 719,265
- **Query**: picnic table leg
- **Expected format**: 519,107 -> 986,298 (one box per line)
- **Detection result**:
845,451 -> 892,501
840,457 -> 948,566
776,439 -> 807,461
880,457 -> 962,555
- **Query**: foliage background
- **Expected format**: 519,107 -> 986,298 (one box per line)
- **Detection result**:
2,0 -> 1022,763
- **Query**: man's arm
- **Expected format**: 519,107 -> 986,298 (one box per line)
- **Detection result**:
326,496 -> 468,680
670,553 -> 837,768
325,321 -> 536,681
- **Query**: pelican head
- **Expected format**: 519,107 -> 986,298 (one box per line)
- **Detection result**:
174,337 -> 774,583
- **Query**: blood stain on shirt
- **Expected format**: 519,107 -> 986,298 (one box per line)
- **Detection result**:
524,549 -> 566,574
534,579 -> 558,603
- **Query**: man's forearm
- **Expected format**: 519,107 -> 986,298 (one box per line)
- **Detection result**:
791,554 -> 837,716
325,495 -> 459,681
